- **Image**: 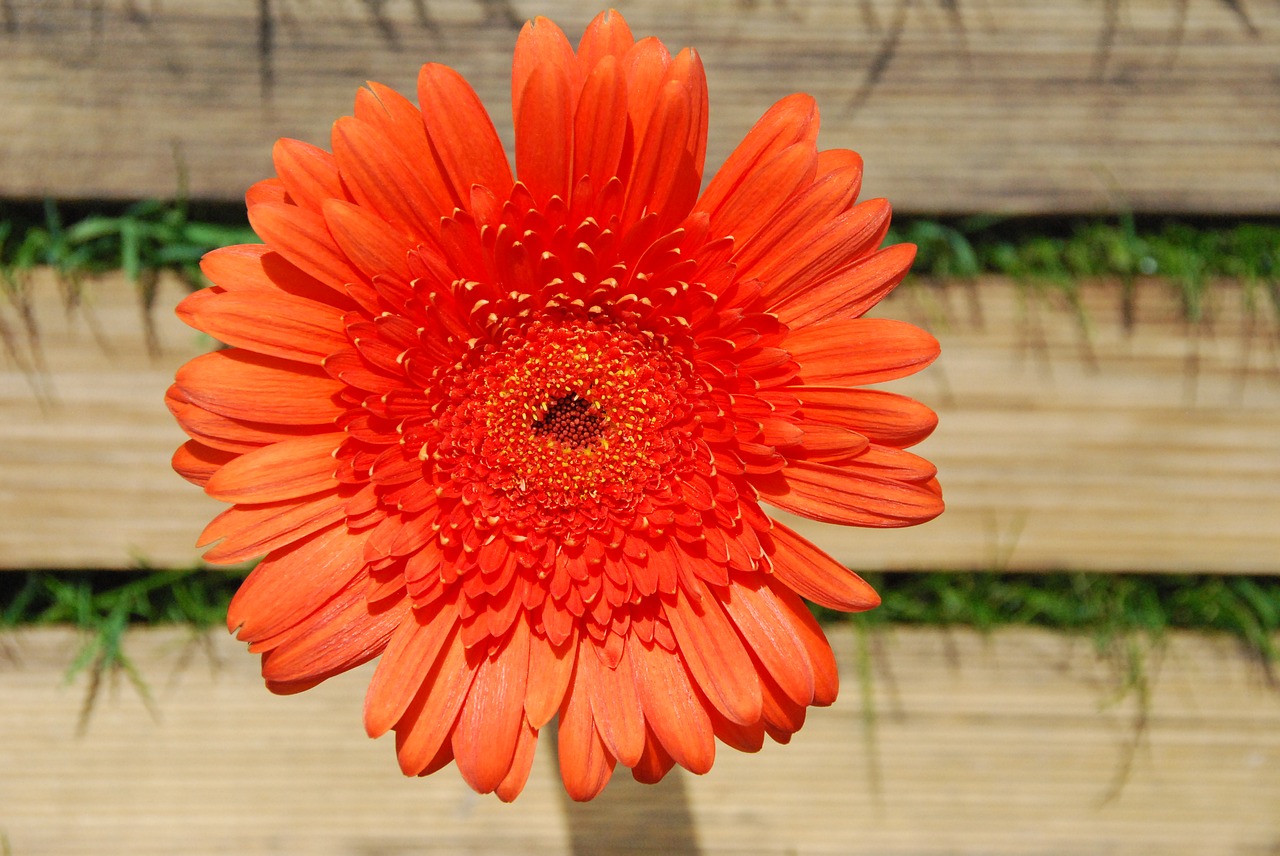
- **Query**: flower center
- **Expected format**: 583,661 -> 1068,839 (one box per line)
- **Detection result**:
432,314 -> 697,521
531,392 -> 606,449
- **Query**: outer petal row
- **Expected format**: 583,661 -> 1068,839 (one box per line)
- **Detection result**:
512,13 -> 707,226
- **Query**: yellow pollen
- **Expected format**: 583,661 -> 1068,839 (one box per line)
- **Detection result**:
434,315 -> 694,511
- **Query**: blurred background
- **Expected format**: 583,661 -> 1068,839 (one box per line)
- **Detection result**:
1,1 -> 1278,854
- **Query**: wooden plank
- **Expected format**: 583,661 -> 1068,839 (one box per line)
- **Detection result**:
0,272 -> 213,570
1,0 -> 1277,214
2,270 -> 1278,571
819,275 -> 1280,573
0,625 -> 1276,854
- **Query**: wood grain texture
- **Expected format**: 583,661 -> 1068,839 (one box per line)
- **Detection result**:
0,625 -> 1276,855
2,270 -> 1278,571
0,271 -> 213,570
1,0 -> 1277,213
822,273 -> 1280,573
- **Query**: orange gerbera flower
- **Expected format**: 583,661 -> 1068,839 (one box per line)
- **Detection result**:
169,10 -> 941,801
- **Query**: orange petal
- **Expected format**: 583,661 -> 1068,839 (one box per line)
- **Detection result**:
495,717 -> 540,802
558,660 -> 617,801
176,350 -> 344,426
623,70 -> 704,234
356,81 -> 460,216
791,423 -> 870,463
572,55 -> 629,192
205,432 -> 344,504
757,665 -> 807,740
248,202 -> 364,294
730,159 -> 865,279
166,384 -> 317,454
707,706 -> 766,753
364,600 -> 458,738
754,457 -> 944,528
246,177 -> 287,207
660,47 -> 708,173
418,63 -> 513,202
815,148 -> 864,197
684,51 -> 710,182
321,198 -> 415,283
662,575 -> 763,727
771,243 -> 917,327
228,522 -> 365,640
758,415 -> 806,448
200,245 -> 348,308
525,625 -> 578,728
394,624 -> 477,776
515,62 -> 574,207
452,616 -> 531,794
630,636 -> 715,774
793,386 -> 938,448
172,440 -> 235,487
620,36 -> 673,165
272,138 -> 346,214
576,9 -> 635,72
414,740 -> 456,779
630,727 -> 677,784
786,317 -> 940,386
583,638 -> 646,767
176,288 -> 348,364
332,116 -> 443,240
198,490 -> 347,565
200,244 -> 272,291
259,582 -> 408,688
754,197 -> 892,308
512,16 -> 579,129
767,519 -> 881,612
768,579 -> 840,706
695,93 -> 819,219
706,143 -> 816,250
843,444 -> 941,482
722,577 -> 815,707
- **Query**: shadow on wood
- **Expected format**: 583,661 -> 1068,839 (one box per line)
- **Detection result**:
552,720 -> 702,856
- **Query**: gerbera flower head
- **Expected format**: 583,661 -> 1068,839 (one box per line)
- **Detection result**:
169,10 -> 941,802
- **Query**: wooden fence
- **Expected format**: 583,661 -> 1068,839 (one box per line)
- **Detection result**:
2,4 -> 1278,852
1,0 -> 1277,214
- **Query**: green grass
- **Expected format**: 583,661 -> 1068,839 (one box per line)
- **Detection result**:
1,569 -> 238,631
1,200 -> 1277,323
0,199 -> 257,364
889,215 -> 1280,329
855,571 -> 1278,654
6,569 -> 1276,645
4,568 -> 1276,668
892,215 -> 1278,288
1,569 -> 239,732
0,198 -> 256,290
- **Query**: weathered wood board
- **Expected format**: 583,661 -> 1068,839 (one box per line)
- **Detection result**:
2,268 -> 1280,573
1,270 -> 1277,572
0,625 -> 1276,855
831,275 -> 1280,574
1,0 -> 1278,214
